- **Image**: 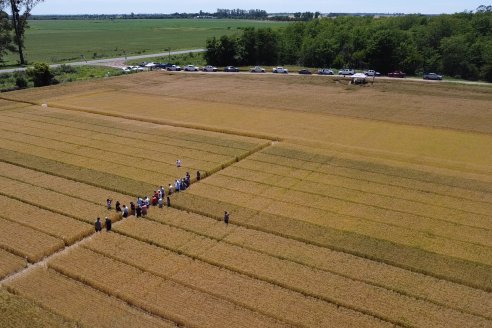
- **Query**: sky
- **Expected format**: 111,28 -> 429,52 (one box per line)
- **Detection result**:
31,0 -> 483,15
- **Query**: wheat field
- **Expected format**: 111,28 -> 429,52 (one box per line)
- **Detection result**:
0,72 -> 491,327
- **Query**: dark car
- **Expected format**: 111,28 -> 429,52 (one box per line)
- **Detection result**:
388,71 -> 406,78
156,63 -> 173,69
224,66 -> 239,72
298,69 -> 312,75
423,72 -> 443,80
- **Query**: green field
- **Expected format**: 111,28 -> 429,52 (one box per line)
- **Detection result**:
2,19 -> 287,66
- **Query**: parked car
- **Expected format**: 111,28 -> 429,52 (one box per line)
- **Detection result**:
318,68 -> 334,75
364,70 -> 381,77
121,66 -> 132,73
202,65 -> 218,72
250,66 -> 265,73
388,70 -> 406,78
184,65 -> 199,71
273,66 -> 288,74
156,63 -> 173,69
339,68 -> 355,76
130,66 -> 144,72
423,72 -> 443,80
298,69 -> 312,75
166,65 -> 181,71
224,66 -> 239,72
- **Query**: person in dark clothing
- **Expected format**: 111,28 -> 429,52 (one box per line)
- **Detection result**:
130,202 -> 136,216
95,217 -> 102,232
115,201 -> 121,212
224,211 -> 229,225
196,171 -> 201,181
106,198 -> 112,210
185,172 -> 191,185
166,196 -> 171,207
105,217 -> 112,232
136,205 -> 142,218
122,205 -> 129,218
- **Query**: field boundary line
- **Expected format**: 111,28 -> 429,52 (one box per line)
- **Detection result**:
197,179 -> 492,244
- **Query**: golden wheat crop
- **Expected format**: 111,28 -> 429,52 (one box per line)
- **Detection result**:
4,268 -> 174,328
0,249 -> 26,279
85,232 -> 394,328
48,246 -> 295,328
0,218 -> 64,262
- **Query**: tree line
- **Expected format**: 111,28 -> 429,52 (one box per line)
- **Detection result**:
0,0 -> 43,65
205,9 -> 492,81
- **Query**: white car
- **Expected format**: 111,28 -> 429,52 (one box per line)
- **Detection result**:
184,65 -> 199,71
318,68 -> 334,75
273,67 -> 288,74
250,66 -> 265,73
166,65 -> 181,71
364,70 -> 381,76
130,66 -> 144,72
121,66 -> 132,73
339,68 -> 355,76
202,65 -> 218,72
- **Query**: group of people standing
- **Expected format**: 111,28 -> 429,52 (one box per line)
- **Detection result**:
95,167 -> 223,232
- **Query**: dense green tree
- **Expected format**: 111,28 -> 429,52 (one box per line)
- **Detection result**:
0,9 -> 13,63
26,62 -> 53,87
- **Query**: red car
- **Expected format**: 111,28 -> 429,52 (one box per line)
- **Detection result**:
388,71 -> 406,78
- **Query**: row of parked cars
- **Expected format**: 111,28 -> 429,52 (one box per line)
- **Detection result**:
125,62 -> 443,80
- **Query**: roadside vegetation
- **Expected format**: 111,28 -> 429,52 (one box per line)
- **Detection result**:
205,9 -> 492,81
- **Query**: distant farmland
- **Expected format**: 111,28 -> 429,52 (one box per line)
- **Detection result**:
2,19 -> 287,65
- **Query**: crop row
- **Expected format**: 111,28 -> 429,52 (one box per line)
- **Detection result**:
0,249 -> 26,279
0,115 -> 232,167
141,205 -> 492,319
0,288 -> 79,328
170,192 -> 492,292
84,232 -> 394,328
261,144 -> 492,193
249,149 -> 492,203
201,175 -> 492,245
0,148 -> 155,196
4,268 -> 174,328
112,218 -> 490,328
0,176 -> 113,225
8,107 -> 267,154
0,137 -> 174,186
222,163 -> 491,217
185,182 -> 492,266
0,195 -> 92,245
0,218 -> 65,262
48,246 -> 294,328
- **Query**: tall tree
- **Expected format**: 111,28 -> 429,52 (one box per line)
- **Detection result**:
0,9 -> 13,64
1,0 -> 44,65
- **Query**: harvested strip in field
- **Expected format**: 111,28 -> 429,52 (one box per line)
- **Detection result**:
0,135 -> 178,184
85,233 -> 394,328
141,205 -> 492,318
0,195 -> 92,245
0,218 -> 64,262
4,268 -> 174,328
49,247 -> 294,328
0,162 -> 134,208
0,115 -> 233,164
0,249 -> 26,279
0,176 -> 113,225
0,148 -> 155,196
171,192 -> 492,292
186,182 -> 492,265
115,218 -> 491,328
0,288 -> 78,328
201,176 -> 492,246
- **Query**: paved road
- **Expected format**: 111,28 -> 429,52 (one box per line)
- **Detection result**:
0,49 -> 206,73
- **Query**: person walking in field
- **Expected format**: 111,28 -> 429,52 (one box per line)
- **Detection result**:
106,198 -> 112,210
224,211 -> 229,225
122,205 -> 129,218
196,170 -> 201,181
95,217 -> 102,232
142,204 -> 148,217
168,184 -> 174,195
166,196 -> 171,207
185,172 -> 191,186
105,217 -> 112,232
158,197 -> 163,208
136,205 -> 142,218
115,201 -> 121,212
160,186 -> 165,197
176,159 -> 181,168
130,202 -> 136,216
